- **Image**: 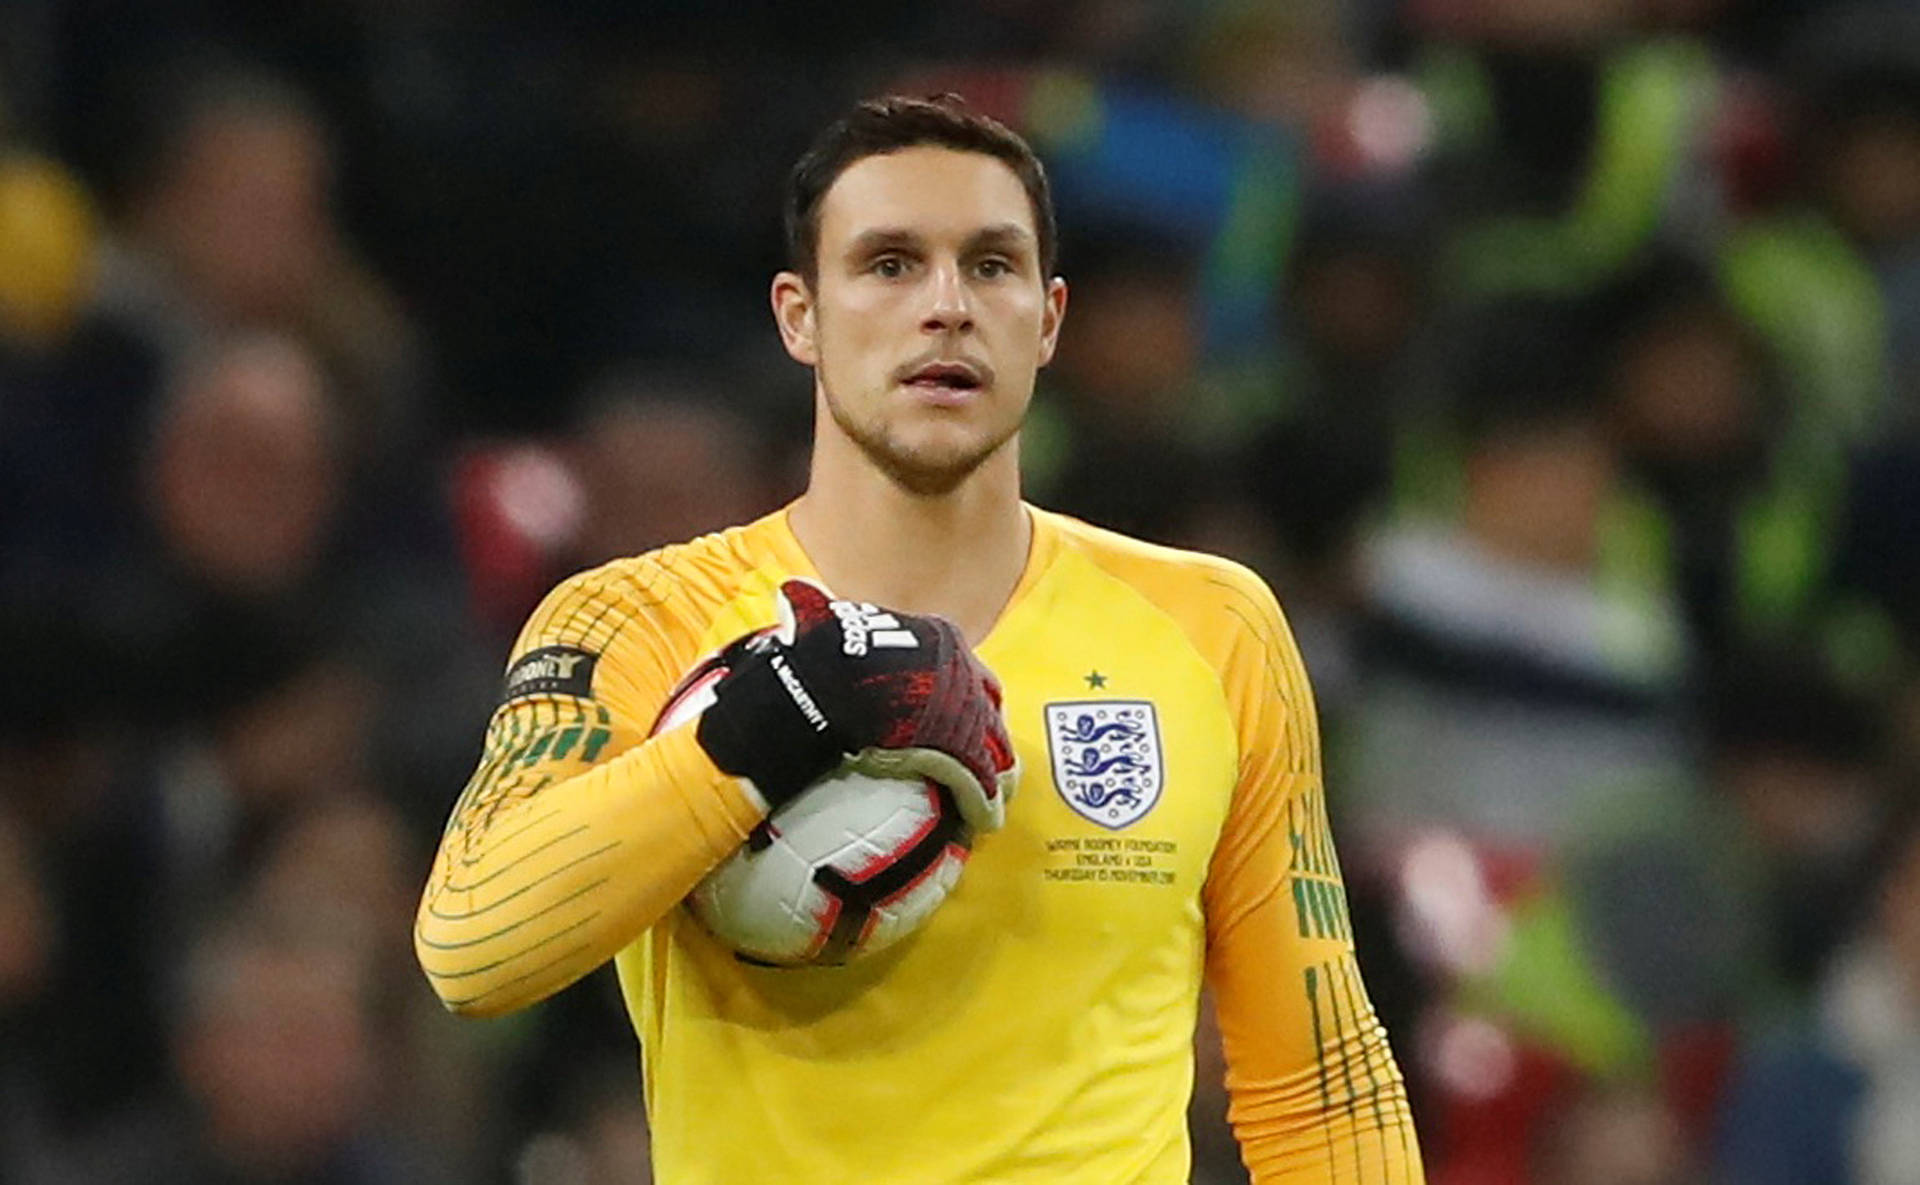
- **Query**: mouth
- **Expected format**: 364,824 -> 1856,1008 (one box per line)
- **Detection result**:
898,360 -> 987,398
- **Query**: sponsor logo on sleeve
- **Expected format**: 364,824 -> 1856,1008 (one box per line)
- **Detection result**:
502,645 -> 598,702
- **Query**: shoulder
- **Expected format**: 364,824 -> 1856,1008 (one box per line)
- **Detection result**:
1037,507 -> 1288,650
504,517 -> 790,712
1035,509 -> 1316,770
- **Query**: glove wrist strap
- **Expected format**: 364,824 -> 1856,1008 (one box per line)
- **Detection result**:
695,648 -> 845,810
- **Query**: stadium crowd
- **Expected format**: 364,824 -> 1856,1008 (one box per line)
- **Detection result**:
3,1 -> 1919,1183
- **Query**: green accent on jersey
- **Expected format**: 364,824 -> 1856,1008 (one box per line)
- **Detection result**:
580,727 -> 613,763
519,732 -> 555,767
549,725 -> 583,762
1306,962 -> 1330,1098
1312,881 -> 1334,939
1292,877 -> 1352,942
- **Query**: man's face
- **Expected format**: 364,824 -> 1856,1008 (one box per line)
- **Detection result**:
773,146 -> 1066,495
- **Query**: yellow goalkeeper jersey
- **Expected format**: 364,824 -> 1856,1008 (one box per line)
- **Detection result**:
416,505 -> 1423,1185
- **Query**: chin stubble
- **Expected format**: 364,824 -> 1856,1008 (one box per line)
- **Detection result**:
823,388 -> 1019,498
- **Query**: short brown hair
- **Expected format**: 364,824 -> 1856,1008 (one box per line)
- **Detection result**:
784,94 -> 1057,284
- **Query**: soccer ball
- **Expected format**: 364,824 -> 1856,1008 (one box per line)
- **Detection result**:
654,645 -> 973,967
691,767 -> 971,966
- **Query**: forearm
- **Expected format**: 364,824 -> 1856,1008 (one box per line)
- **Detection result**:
1225,954 -> 1422,1185
1204,760 -> 1424,1184
414,722 -> 760,1016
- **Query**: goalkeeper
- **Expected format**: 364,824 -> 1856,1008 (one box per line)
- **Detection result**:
416,95 -> 1423,1184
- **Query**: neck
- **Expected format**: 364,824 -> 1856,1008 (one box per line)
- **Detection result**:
789,429 -> 1031,645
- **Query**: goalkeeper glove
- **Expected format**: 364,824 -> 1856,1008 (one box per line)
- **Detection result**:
695,579 -> 1016,832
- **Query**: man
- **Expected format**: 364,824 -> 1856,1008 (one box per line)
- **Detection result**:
416,95 -> 1423,1184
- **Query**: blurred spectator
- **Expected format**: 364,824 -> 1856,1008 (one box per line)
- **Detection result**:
1531,1083 -> 1701,1185
1378,783 -> 1753,1184
102,331 -> 365,731
72,911 -> 404,1185
150,333 -> 342,600
0,800 -> 64,1185
1596,256 -> 1818,669
96,62 -> 428,465
114,70 -> 330,337
250,795 -> 503,1185
1184,1 -> 1356,134
1235,181 -> 1436,703
1718,802 -> 1920,1185
511,1058 -> 653,1185
2,326 -> 488,1134
566,373 -> 788,567
1403,0 -> 1727,301
1803,11 -> 1920,673
450,443 -> 590,637
451,370 -> 793,634
1032,223 -> 1222,544
1705,646 -> 1896,995
1836,438 -> 1920,671
82,63 -> 460,682
1276,185 -> 1434,430
1721,4 -> 1920,444
247,796 -> 415,979
2,59 -> 483,787
1334,298 -> 1703,1179
1341,296 -> 1690,858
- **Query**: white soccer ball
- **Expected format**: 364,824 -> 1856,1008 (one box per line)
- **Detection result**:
689,767 -> 971,966
653,645 -> 973,967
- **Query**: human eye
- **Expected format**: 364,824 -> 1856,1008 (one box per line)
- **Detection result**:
869,254 -> 911,279
973,256 -> 1015,279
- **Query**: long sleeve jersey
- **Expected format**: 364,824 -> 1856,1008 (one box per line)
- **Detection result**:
416,504 -> 1423,1184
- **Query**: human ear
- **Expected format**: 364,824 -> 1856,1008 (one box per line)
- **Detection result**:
1036,276 -> 1068,367
771,271 -> 818,366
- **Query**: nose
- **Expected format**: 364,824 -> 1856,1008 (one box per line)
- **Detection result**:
921,261 -> 973,334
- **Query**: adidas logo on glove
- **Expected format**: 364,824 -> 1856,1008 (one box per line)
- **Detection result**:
830,600 -> 919,656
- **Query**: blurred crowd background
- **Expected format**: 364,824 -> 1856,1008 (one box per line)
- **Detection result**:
3,1 -> 1920,1183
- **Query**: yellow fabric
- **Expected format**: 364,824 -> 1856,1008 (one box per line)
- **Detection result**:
416,505 -> 1423,1184
0,155 -> 97,348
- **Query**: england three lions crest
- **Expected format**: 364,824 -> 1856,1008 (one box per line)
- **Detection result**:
1045,701 -> 1164,829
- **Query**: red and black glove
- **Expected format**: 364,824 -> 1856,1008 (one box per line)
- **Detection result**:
695,580 -> 1016,831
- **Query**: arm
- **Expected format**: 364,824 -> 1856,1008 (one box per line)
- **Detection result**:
414,569 -> 763,1017
1202,575 -> 1425,1184
414,570 -> 1019,1016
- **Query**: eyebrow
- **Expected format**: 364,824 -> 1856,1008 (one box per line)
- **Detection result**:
843,223 -> 1036,259
966,223 -> 1036,253
845,227 -> 919,258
